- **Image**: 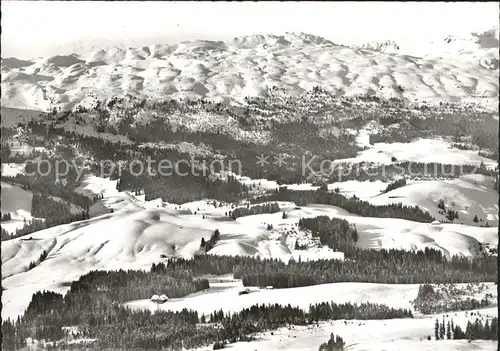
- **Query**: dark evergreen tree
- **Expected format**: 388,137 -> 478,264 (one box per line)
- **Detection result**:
319,333 -> 345,351
440,317 -> 446,339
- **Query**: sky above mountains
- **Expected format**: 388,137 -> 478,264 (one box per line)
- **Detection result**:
2,1 -> 499,59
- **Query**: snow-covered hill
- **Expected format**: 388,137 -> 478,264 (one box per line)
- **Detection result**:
126,278 -> 497,317
193,309 -> 498,351
1,31 -> 498,111
1,27 -> 498,349
363,28 -> 499,59
362,40 -> 401,53
339,136 -> 498,169
368,174 -> 499,226
2,173 -> 498,320
126,278 -> 498,350
1,181 -> 35,234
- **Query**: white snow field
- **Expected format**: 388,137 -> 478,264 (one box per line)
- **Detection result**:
124,278 -> 498,350
192,309 -> 498,351
335,137 -> 498,169
0,181 -> 35,234
125,276 -> 498,351
0,180 -> 85,234
125,277 -> 497,316
9,143 -> 46,157
1,163 -> 26,177
1,29 -> 498,350
73,175 -> 140,216
2,175 -> 498,321
368,174 -> 499,226
1,30 -> 498,111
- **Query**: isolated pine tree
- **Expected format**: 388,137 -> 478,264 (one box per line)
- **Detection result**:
465,321 -> 473,340
438,199 -> 446,211
490,317 -> 498,340
435,319 -> 440,340
440,317 -> 446,339
483,320 -> 490,339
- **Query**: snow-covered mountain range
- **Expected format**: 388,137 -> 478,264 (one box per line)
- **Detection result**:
2,30 -> 498,111
1,26 -> 498,351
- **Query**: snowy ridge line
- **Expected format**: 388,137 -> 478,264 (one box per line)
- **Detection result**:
2,31 -> 498,111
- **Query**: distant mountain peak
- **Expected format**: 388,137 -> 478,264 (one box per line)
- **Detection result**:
361,40 -> 400,53
435,26 -> 500,50
232,32 -> 336,48
1,31 -> 498,111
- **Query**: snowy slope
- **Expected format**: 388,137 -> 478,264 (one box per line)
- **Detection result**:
1,31 -> 498,111
1,25 -> 498,351
1,163 -> 27,177
126,280 -> 497,316
193,312 -> 498,351
335,137 -> 498,169
2,187 -> 498,320
0,181 -> 35,234
363,28 -> 499,67
1,181 -> 32,216
368,174 -> 499,226
293,204 -> 498,259
0,198 -> 326,319
0,180 -> 86,234
125,278 -> 497,351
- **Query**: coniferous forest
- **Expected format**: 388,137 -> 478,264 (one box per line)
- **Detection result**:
4,247 -> 495,350
1,213 -> 497,349
1,268 -> 412,351
1,93 -> 498,350
412,284 -> 492,314
230,202 -> 281,218
433,316 -> 498,341
253,186 -> 435,223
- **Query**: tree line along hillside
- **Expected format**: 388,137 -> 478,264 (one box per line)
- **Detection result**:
230,202 -> 281,218
1,215 -> 497,349
157,238 -> 497,287
13,96 -> 498,194
0,190 -> 93,241
433,316 -> 497,341
10,120 -> 491,226
1,267 -> 412,350
22,121 -> 251,204
3,247 -> 495,350
49,91 -> 499,158
253,186 -> 435,223
2,113 -> 496,225
412,283 -> 493,315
